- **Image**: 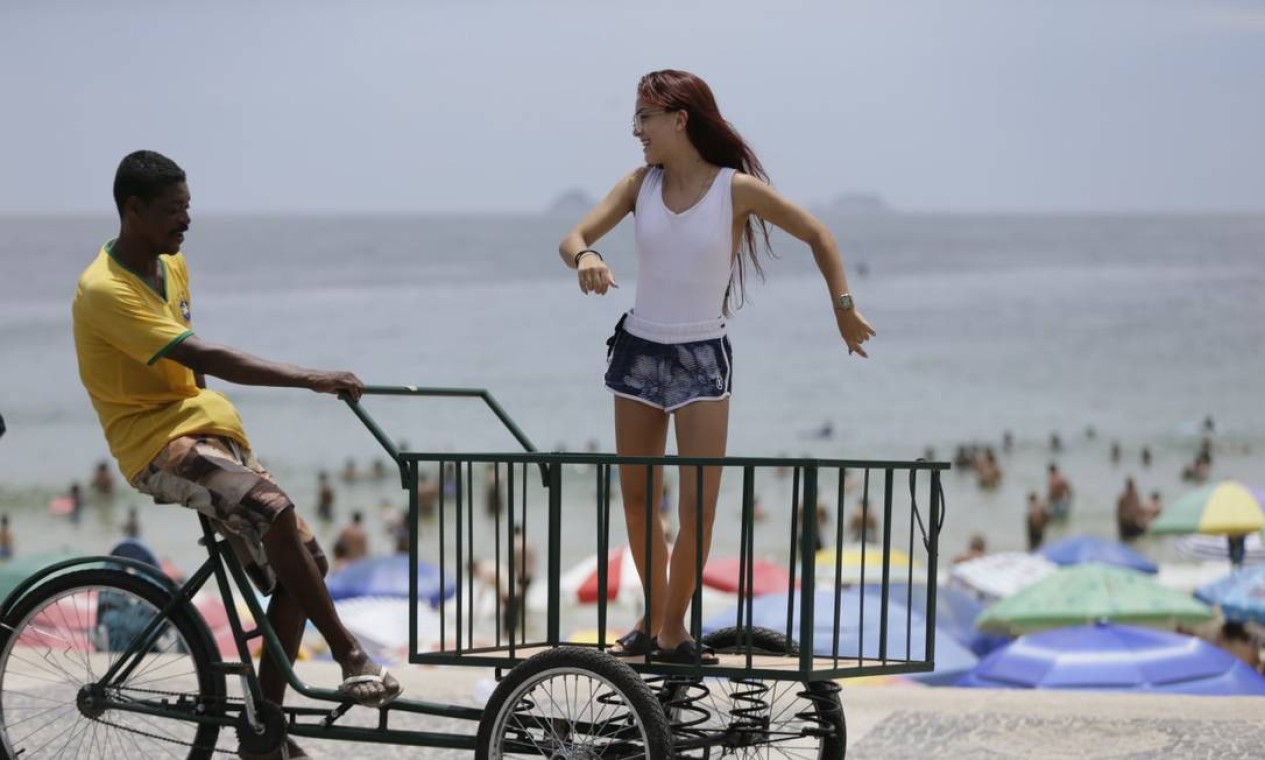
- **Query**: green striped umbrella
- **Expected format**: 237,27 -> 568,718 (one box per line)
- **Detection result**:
976,563 -> 1213,637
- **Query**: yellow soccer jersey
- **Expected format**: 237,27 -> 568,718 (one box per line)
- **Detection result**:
72,241 -> 249,480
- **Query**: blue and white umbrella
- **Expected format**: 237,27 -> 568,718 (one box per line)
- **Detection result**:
1038,535 -> 1158,574
1195,565 -> 1265,624
326,554 -> 455,607
957,622 -> 1265,696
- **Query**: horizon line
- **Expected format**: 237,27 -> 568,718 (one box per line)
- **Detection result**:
3,207 -> 1264,221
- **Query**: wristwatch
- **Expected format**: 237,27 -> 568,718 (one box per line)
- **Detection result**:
836,293 -> 855,311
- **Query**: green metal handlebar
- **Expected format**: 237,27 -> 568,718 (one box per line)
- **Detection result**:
339,385 -> 543,489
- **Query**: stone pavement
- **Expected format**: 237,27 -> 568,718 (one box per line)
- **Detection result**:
839,687 -> 1265,759
280,661 -> 1264,758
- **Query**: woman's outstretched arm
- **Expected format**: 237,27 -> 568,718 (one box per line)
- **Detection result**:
732,173 -> 876,356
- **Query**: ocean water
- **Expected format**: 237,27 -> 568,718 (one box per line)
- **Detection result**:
1,213 -> 1263,588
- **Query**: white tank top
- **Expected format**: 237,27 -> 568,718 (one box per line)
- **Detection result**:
628,166 -> 736,343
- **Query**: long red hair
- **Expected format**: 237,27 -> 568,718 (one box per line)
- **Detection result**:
638,69 -> 774,313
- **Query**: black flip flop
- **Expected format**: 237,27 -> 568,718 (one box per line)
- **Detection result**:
608,629 -> 657,657
651,639 -> 719,665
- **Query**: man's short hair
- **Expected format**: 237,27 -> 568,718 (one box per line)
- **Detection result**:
113,150 -> 186,216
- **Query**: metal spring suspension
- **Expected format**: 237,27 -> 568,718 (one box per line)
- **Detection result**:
795,681 -> 842,738
593,683 -> 665,745
649,676 -> 712,742
727,675 -> 771,729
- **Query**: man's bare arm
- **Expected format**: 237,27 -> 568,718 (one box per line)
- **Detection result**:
168,335 -> 363,401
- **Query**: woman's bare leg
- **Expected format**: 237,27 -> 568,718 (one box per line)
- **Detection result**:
614,396 -> 671,636
656,398 -> 729,650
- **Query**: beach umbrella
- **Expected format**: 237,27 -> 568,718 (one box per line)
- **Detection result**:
976,563 -> 1214,636
1150,482 -> 1265,566
703,587 -> 978,685
332,596 -> 446,664
0,550 -> 79,605
957,622 -> 1265,695
1174,533 -> 1265,565
950,552 -> 1058,601
1037,535 -> 1158,574
701,555 -> 793,596
557,547 -> 785,606
557,546 -> 644,606
814,543 -> 921,586
1149,481 -> 1265,537
1194,565 -> 1265,625
325,554 -> 455,606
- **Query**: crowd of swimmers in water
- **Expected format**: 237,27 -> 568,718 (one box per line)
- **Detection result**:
946,415 -> 1228,559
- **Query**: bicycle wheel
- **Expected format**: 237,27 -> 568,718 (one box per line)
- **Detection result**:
656,626 -> 845,759
0,568 -> 226,759
476,646 -> 672,760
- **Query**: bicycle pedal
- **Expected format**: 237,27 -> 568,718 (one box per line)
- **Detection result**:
212,661 -> 252,676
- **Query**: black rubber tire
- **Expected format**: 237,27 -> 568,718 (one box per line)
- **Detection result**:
476,646 -> 672,760
658,626 -> 846,759
0,568 -> 226,759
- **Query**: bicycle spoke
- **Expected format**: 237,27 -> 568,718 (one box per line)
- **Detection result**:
0,578 -> 222,759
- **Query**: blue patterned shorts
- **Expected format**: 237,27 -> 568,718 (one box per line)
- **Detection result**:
604,315 -> 733,412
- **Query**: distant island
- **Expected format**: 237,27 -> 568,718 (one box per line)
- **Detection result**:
546,189 -> 598,216
813,193 -> 895,215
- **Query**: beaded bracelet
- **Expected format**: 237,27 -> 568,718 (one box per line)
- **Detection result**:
574,248 -> 603,266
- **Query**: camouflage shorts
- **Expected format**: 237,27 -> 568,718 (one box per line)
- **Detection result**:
132,436 -> 325,594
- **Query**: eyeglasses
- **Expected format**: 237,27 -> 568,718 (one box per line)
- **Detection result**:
632,109 -> 673,130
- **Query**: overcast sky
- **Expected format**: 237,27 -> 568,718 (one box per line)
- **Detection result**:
2,0 -> 1263,215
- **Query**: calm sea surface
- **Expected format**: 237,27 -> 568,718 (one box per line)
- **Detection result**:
1,213 -> 1263,598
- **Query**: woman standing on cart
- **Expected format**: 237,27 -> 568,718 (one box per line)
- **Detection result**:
558,69 -> 875,663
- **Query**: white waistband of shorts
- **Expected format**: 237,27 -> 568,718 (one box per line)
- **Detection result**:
623,310 -> 726,344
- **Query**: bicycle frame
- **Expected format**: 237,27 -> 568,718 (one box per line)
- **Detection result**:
4,515 -> 487,751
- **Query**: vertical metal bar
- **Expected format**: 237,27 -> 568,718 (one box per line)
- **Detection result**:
546,460 -> 562,645
407,459 -> 419,662
925,471 -> 942,669
520,460 -> 528,644
878,468 -> 894,663
858,468 -> 870,666
690,462 -> 704,654
506,462 -> 517,655
736,466 -> 754,631
643,464 -> 654,662
785,466 -> 801,646
494,462 -> 503,647
596,461 -> 609,646
832,467 -> 846,664
471,461 -> 480,651
744,467 -> 757,670
456,460 -> 467,653
799,465 -> 818,674
906,467 -> 916,663
438,460 -> 448,651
